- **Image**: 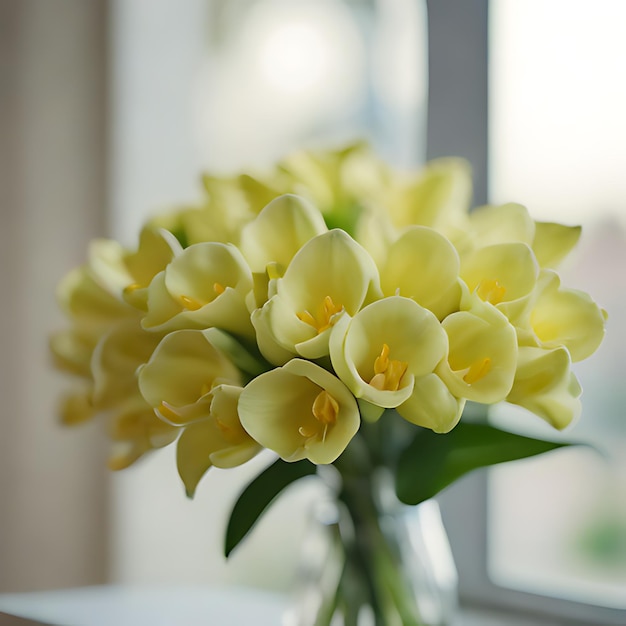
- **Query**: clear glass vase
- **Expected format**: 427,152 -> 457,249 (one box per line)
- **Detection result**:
284,467 -> 458,626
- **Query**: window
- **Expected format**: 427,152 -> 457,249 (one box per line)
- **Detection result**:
489,0 -> 626,613
441,3 -> 626,624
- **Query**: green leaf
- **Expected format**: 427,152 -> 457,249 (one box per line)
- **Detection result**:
224,458 -> 317,557
395,422 -> 574,505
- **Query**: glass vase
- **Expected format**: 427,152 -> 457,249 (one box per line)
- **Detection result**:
285,466 -> 458,626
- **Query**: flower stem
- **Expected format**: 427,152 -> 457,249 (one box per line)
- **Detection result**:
336,472 -> 425,626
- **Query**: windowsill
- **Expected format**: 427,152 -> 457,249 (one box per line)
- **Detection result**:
0,585 -> 564,626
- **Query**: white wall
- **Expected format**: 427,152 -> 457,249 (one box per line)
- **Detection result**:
0,0 -> 109,592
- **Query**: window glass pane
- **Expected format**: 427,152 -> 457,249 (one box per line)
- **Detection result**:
489,0 -> 626,609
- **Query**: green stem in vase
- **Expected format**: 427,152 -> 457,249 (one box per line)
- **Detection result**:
337,474 -> 424,626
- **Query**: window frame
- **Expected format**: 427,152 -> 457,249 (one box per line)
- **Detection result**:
427,2 -> 626,623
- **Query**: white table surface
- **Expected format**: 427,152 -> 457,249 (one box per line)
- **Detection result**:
0,585 -> 286,626
0,585 -> 560,626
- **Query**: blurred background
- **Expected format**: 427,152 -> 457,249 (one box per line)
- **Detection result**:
1,0 -> 624,621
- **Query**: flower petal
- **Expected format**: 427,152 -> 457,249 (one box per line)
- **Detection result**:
238,359 -> 360,464
468,203 -> 535,247
137,329 -> 241,423
91,319 -> 163,408
386,158 -> 472,234
506,346 -> 582,430
529,271 -> 607,362
532,222 -> 581,269
330,296 -> 448,409
397,374 -> 465,433
177,385 -> 261,497
143,242 -> 254,337
437,297 -> 518,403
239,194 -> 327,273
256,230 -> 381,360
381,226 -> 461,319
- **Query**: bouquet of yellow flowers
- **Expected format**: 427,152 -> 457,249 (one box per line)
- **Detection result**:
51,143 -> 606,625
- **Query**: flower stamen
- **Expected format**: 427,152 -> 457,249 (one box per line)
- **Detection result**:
312,390 -> 339,425
297,295 -> 343,334
369,344 -> 408,392
298,425 -> 317,438
180,295 -> 203,311
297,390 -> 340,443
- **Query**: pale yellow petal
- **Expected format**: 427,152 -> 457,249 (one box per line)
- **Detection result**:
397,374 -> 465,433
381,226 -> 461,319
468,203 -> 535,247
143,243 -> 254,337
59,389 -> 96,425
239,194 -> 327,273
238,359 -> 360,465
386,157 -> 472,232
137,329 -> 241,418
91,319 -> 162,408
506,346 -> 582,430
437,297 -> 517,403
329,296 -> 447,408
280,229 -> 381,316
532,222 -> 581,269
530,271 -> 606,362
461,242 -> 539,303
177,385 -> 260,497
257,230 -> 381,360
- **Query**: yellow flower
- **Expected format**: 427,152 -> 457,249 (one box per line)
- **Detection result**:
277,142 -> 390,218
436,295 -> 518,404
460,241 -> 539,323
396,373 -> 465,433
525,270 -> 607,362
50,259 -> 178,468
89,226 -> 181,310
466,203 -> 535,249
352,209 -> 398,270
252,230 -> 381,363
531,221 -> 582,269
149,175 -> 257,247
91,319 -> 179,467
107,397 -> 178,471
238,194 -> 327,274
91,319 -> 164,409
54,265 -> 136,341
50,264 -> 138,422
142,242 -> 254,338
384,157 -> 472,239
137,329 -> 242,426
463,203 -> 582,271
177,385 -> 262,497
329,296 -> 448,421
238,359 -> 360,464
380,226 -> 461,320
506,346 -> 582,430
